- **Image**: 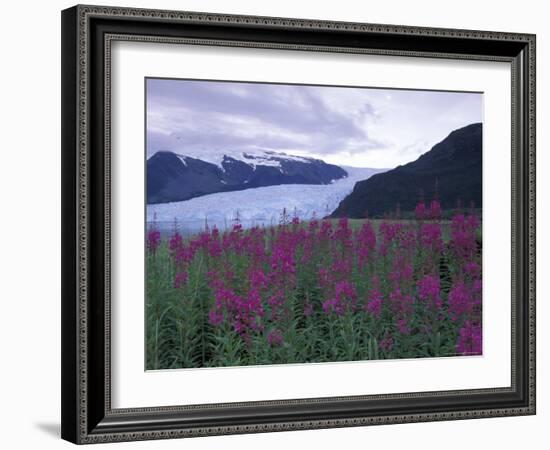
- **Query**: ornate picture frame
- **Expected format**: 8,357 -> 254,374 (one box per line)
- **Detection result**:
61,4 -> 536,444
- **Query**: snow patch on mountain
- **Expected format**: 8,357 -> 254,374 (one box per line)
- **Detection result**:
175,154 -> 187,167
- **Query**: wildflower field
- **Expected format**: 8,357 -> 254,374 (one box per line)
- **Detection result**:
146,200 -> 482,370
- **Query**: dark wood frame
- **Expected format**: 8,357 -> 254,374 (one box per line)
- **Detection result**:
61,4 -> 536,444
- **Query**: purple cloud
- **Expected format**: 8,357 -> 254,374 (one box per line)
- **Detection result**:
146,78 -> 482,168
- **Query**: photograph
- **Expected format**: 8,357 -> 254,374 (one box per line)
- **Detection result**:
145,78 -> 484,370
58,4 -> 537,444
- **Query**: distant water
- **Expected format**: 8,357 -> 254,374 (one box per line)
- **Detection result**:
147,167 -> 386,235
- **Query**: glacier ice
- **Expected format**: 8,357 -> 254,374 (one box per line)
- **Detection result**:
147,166 -> 385,234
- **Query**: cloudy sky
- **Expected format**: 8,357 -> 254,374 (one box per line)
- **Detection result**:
146,78 -> 482,169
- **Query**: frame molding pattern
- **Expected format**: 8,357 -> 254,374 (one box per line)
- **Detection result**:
64,4 -> 536,444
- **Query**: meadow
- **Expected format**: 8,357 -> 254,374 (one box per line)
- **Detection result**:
146,200 -> 482,370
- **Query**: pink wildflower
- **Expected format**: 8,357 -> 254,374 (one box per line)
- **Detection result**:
174,271 -> 188,289
448,281 -> 473,321
267,329 -> 284,347
366,277 -> 383,318
379,333 -> 394,352
147,228 -> 161,255
417,274 -> 442,310
322,281 -> 357,316
415,202 -> 426,220
456,321 -> 482,355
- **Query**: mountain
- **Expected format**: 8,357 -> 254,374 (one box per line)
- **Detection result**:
330,123 -> 482,218
147,150 -> 348,204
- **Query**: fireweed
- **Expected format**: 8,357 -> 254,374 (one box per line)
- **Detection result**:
146,203 -> 482,369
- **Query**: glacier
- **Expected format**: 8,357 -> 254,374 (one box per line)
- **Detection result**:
147,166 -> 385,235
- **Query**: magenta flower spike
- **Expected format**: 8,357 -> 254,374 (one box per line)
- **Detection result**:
147,221 -> 161,256
267,329 -> 284,347
429,199 -> 442,220
322,280 -> 357,316
415,201 -> 426,220
417,274 -> 442,310
448,280 -> 473,322
456,321 -> 482,355
379,333 -> 394,352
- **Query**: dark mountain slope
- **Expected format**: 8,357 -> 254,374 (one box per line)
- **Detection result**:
330,123 -> 482,218
147,150 -> 348,204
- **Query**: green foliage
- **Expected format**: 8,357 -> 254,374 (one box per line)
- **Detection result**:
146,217 -> 480,370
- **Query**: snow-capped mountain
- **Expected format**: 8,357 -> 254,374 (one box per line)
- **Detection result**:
147,149 -> 348,204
